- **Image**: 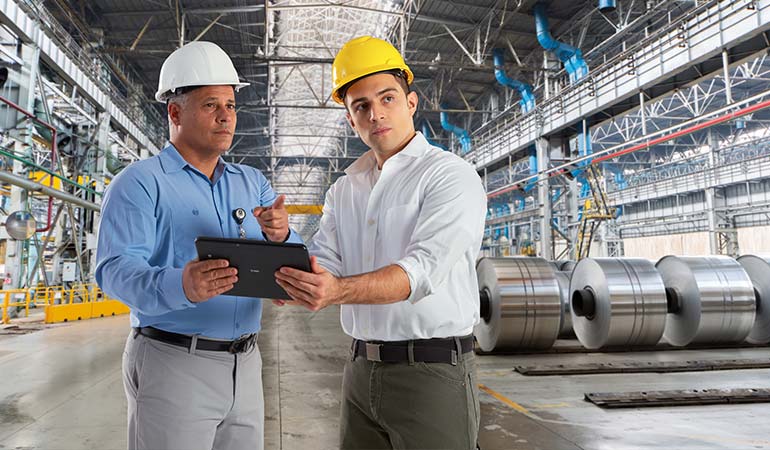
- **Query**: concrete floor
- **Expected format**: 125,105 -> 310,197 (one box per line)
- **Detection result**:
1,304 -> 770,449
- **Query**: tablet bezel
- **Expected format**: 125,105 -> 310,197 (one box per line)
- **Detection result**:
194,236 -> 310,299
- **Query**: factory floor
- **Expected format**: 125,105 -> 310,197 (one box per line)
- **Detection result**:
1,304 -> 770,450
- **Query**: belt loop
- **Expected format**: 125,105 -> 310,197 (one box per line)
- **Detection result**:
351,339 -> 359,361
451,336 -> 461,366
189,334 -> 198,355
132,327 -> 140,339
407,340 -> 415,366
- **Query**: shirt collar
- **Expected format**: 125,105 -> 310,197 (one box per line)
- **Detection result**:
159,142 -> 242,175
344,132 -> 430,176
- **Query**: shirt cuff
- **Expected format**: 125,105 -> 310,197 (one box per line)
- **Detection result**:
161,267 -> 197,309
395,258 -> 433,304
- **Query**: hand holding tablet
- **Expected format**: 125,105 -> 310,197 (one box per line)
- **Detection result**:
195,236 -> 311,299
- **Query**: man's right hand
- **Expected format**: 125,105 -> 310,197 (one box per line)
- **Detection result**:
182,259 -> 238,303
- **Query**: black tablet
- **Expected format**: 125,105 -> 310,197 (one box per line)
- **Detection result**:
195,236 -> 311,299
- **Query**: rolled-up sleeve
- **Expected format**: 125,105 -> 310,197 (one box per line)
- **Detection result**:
395,161 -> 487,303
308,183 -> 343,277
95,169 -> 195,315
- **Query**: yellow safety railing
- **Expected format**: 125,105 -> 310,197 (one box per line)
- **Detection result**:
1,284 -> 130,324
1,289 -> 32,324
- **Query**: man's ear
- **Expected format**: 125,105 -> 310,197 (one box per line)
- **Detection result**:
407,91 -> 418,117
168,102 -> 181,126
345,111 -> 355,132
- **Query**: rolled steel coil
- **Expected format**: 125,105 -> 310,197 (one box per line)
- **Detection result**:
555,271 -> 573,337
569,258 -> 668,349
475,257 -> 561,351
656,256 -> 755,346
737,255 -> 770,344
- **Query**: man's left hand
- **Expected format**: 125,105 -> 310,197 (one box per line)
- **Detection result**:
253,194 -> 289,242
275,256 -> 343,311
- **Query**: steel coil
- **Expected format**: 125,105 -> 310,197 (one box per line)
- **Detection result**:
475,257 -> 561,351
555,271 -> 573,337
656,256 -> 756,346
737,255 -> 770,344
569,258 -> 667,349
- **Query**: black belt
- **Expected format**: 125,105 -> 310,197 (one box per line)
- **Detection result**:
353,335 -> 474,364
134,326 -> 257,354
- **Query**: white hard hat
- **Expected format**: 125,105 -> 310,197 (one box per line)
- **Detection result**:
155,41 -> 249,102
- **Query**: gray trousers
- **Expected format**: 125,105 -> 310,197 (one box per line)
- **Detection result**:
122,331 -> 264,450
340,344 -> 480,450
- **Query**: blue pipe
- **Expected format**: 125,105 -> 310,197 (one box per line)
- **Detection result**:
492,48 -> 535,114
534,3 -> 589,83
598,0 -> 616,12
577,130 -> 592,198
421,123 -> 448,151
439,107 -> 472,154
523,151 -> 537,193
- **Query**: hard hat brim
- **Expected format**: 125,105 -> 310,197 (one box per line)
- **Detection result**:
155,81 -> 250,103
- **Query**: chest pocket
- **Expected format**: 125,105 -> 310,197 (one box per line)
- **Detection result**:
379,202 -> 420,261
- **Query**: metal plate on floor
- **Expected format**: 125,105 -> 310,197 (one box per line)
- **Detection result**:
515,358 -> 770,375
586,388 -> 770,408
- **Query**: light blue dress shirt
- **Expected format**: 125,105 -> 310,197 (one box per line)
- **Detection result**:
95,143 -> 302,339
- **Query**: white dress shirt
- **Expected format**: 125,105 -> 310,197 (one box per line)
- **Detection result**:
309,132 -> 487,341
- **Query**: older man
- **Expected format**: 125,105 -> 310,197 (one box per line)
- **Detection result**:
96,41 -> 301,450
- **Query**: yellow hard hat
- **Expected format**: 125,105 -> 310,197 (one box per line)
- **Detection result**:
331,36 -> 414,104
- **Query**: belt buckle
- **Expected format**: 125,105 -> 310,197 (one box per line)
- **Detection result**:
365,343 -> 382,362
228,334 -> 255,354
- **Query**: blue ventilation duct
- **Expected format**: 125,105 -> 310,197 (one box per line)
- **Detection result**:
439,107 -> 472,154
523,150 -> 538,193
612,169 -> 627,190
492,48 -> 535,114
534,3 -> 589,83
599,0 -> 616,12
577,130 -> 592,198
421,123 -> 448,151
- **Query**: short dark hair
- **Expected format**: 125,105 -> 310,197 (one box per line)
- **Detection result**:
340,69 -> 410,105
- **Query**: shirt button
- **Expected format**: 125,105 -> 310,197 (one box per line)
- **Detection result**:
368,219 -> 375,226
235,323 -> 240,329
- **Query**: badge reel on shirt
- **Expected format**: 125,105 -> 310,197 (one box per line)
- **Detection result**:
232,208 -> 247,238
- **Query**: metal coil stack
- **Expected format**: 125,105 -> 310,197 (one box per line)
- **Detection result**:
736,255 -> 770,344
476,255 -> 766,353
569,258 -> 668,349
656,256 -> 756,346
474,257 -> 562,351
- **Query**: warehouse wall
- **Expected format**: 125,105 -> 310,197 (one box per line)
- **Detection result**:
737,225 -> 770,254
623,232 -> 709,259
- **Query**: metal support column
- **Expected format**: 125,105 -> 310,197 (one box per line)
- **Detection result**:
536,137 -> 553,259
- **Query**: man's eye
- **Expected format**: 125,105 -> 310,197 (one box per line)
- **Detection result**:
227,104 -> 236,110
355,104 -> 367,112
384,96 -> 394,103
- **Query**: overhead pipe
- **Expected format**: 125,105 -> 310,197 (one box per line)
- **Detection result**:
598,0 -> 616,12
522,151 -> 537,193
492,48 -> 535,114
0,170 -> 99,211
0,94 -> 58,232
439,106 -> 472,154
534,3 -> 589,83
487,95 -> 770,199
421,122 -> 448,151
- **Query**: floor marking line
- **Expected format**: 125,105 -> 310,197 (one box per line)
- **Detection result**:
478,383 -> 531,415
